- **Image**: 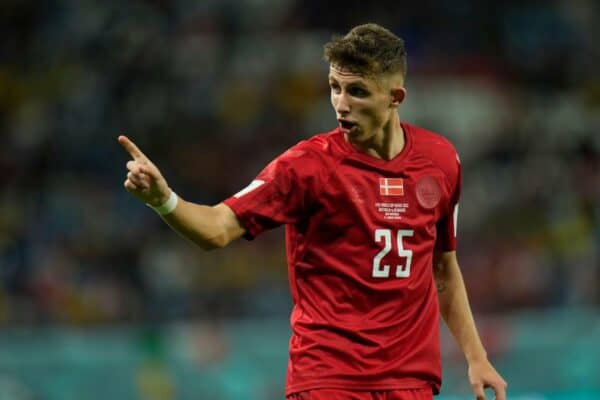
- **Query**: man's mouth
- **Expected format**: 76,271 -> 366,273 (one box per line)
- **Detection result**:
338,119 -> 357,131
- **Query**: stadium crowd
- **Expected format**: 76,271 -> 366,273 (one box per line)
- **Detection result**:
1,0 -> 598,325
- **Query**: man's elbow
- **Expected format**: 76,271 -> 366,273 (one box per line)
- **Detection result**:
198,233 -> 230,251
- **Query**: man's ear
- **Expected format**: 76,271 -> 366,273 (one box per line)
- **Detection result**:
390,87 -> 406,108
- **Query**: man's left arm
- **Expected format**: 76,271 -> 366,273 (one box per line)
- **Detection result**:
434,250 -> 508,400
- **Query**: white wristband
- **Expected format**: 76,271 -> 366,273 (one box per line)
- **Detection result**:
148,190 -> 178,215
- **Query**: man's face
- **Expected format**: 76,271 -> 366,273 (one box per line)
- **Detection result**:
328,65 -> 400,143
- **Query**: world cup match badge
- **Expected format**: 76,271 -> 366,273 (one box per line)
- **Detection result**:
416,176 -> 441,209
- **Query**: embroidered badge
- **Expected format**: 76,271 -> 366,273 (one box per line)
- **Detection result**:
416,176 -> 441,209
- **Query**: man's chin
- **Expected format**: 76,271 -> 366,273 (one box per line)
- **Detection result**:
344,128 -> 376,147
340,125 -> 360,136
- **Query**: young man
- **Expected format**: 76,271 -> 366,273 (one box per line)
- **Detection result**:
119,24 -> 507,400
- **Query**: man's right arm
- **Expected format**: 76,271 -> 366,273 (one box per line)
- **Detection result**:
117,135 -> 245,250
161,199 -> 245,250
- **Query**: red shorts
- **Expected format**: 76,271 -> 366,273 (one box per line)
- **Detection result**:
287,388 -> 433,400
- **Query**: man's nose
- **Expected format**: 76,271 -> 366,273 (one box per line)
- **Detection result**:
336,93 -> 351,114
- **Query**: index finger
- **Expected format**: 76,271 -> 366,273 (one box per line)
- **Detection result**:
493,384 -> 506,400
118,135 -> 147,161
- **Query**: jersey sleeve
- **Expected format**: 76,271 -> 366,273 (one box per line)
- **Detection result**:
435,156 -> 461,251
223,144 -> 321,240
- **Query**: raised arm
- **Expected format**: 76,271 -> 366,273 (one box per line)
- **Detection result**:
434,250 -> 507,400
118,135 -> 245,250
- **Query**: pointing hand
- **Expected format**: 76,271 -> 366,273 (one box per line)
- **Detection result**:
118,135 -> 171,207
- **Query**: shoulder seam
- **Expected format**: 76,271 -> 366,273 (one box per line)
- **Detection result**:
301,137 -> 340,198
410,143 -> 458,190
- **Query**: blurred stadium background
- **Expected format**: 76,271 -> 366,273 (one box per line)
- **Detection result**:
1,0 -> 599,399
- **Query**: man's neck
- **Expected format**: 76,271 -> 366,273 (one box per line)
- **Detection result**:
348,113 -> 405,161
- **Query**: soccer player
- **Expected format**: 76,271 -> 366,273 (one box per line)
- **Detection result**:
119,23 -> 507,400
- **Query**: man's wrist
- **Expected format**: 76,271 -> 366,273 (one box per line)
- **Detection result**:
466,350 -> 488,365
147,190 -> 178,215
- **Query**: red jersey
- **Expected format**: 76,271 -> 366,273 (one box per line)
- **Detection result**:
223,122 -> 461,396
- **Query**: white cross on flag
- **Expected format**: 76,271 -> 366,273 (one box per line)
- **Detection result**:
379,178 -> 404,196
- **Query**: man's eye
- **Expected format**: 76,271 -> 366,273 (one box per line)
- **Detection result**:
349,87 -> 368,97
330,84 -> 341,93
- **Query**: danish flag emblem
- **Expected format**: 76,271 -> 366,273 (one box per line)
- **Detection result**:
379,178 -> 404,196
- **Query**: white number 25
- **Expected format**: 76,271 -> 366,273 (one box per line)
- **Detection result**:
372,229 -> 414,278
